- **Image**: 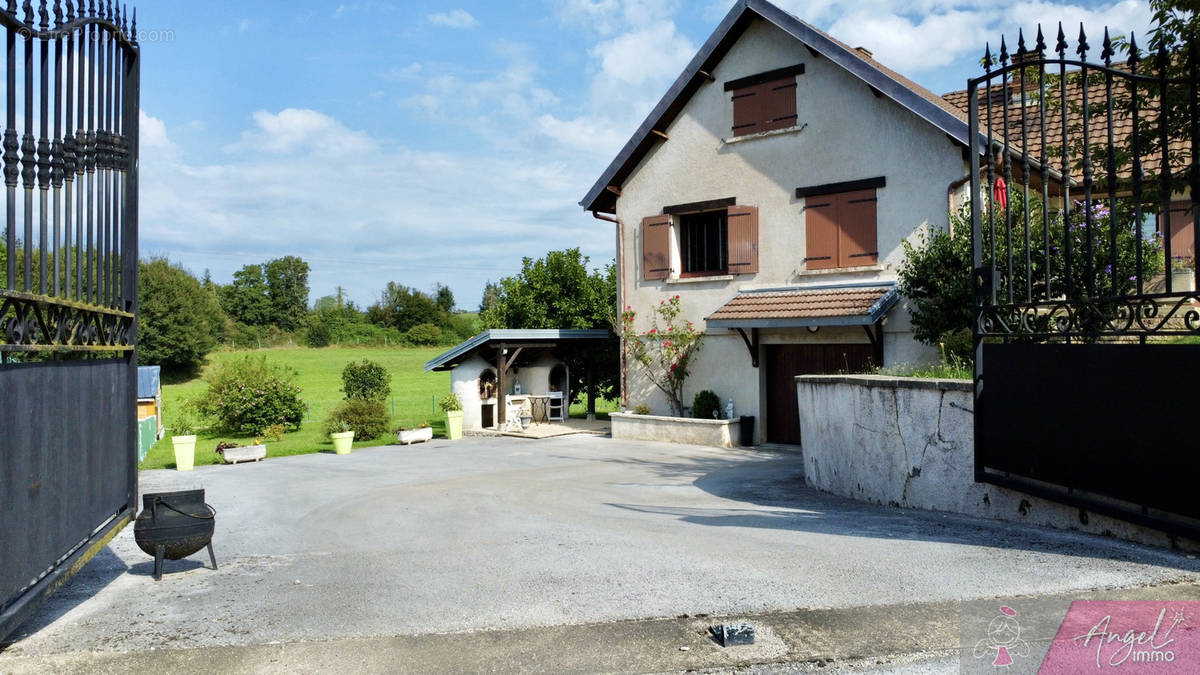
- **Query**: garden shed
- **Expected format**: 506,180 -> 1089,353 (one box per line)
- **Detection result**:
424,329 -> 610,432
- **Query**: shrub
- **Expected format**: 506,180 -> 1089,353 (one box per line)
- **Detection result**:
260,424 -> 286,442
633,404 -> 651,415
438,393 -> 462,412
138,258 -> 225,373
341,359 -> 391,401
325,398 -> 390,440
197,356 -> 306,435
692,390 -> 720,419
304,318 -> 332,348
406,322 -> 443,346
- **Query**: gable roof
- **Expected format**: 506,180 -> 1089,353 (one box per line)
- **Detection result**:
579,0 -> 972,214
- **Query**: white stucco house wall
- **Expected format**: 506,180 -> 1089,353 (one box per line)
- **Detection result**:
580,0 -> 977,445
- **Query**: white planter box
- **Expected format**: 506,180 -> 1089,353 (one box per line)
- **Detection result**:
610,412 -> 740,448
221,444 -> 266,464
396,427 -> 433,445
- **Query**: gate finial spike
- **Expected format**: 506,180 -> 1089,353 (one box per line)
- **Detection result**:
1016,28 -> 1027,58
999,35 -> 1009,66
1101,27 -> 1113,65
983,42 -> 993,71
131,6 -> 136,44
1056,22 -> 1067,56
1156,41 -> 1169,70
64,0 -> 72,22
5,1 -> 13,16
52,0 -> 62,28
87,0 -> 93,18
121,3 -> 126,33
1127,32 -> 1139,67
1076,23 -> 1089,58
1035,25 -> 1046,55
37,0 -> 46,30
22,0 -> 33,24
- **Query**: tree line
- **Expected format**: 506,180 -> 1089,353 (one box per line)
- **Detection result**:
136,255 -> 479,373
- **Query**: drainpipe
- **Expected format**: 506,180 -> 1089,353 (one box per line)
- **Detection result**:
592,209 -> 626,409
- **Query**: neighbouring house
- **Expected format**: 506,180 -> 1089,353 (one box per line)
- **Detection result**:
581,0 -> 981,445
424,329 -> 609,432
136,365 -> 163,461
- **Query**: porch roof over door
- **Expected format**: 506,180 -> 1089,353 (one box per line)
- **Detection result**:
705,282 -> 899,329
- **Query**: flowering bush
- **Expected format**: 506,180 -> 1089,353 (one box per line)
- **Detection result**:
197,356 -> 306,435
620,295 -> 703,416
324,398 -> 390,440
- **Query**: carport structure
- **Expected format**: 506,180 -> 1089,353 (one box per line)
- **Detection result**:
424,329 -> 610,430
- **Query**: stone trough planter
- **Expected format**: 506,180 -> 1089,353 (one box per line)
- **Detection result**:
220,444 -> 266,464
610,411 -> 740,448
396,427 -> 434,445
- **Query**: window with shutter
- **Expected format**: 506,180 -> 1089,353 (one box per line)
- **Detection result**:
725,64 -> 804,137
642,215 -> 672,281
798,179 -> 883,270
726,205 -> 759,274
1165,201 -> 1195,258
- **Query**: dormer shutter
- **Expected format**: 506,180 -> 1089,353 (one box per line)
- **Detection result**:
641,215 -> 671,280
726,205 -> 758,274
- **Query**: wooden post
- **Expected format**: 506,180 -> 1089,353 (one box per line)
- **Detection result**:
586,360 -> 596,420
496,343 -> 506,426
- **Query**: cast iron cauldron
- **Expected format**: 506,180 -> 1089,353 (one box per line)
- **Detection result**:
133,489 -> 218,580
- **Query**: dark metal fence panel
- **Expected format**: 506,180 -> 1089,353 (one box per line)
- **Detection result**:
0,358 -> 134,606
0,1 -> 138,642
969,24 -> 1200,537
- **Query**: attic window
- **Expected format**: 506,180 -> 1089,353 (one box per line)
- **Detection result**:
725,64 -> 804,137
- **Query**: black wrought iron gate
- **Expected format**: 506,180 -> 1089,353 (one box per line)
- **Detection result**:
0,1 -> 139,642
968,24 -> 1200,539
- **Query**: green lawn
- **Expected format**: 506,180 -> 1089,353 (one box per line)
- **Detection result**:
142,346 -> 451,470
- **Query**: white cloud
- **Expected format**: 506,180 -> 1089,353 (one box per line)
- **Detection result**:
427,9 -> 478,29
223,109 -> 375,157
767,0 -> 1154,77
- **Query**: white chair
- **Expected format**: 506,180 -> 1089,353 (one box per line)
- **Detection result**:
547,391 -> 566,422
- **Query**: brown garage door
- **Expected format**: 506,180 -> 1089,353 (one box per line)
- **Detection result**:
764,344 -> 875,445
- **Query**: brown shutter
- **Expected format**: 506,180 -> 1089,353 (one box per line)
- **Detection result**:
731,86 -> 760,136
804,199 -> 838,270
837,189 -> 879,267
761,78 -> 797,132
642,215 -> 671,280
726,205 -> 758,274
1168,201 -> 1194,257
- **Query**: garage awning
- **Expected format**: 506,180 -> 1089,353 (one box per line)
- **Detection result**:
705,282 -> 899,329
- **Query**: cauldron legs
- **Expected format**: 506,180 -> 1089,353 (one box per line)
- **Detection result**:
207,542 -> 218,571
153,545 -> 164,581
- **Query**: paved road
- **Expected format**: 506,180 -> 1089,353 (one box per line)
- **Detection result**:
2,435 -> 1198,670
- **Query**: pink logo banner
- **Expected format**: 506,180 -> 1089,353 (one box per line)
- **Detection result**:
1039,601 -> 1200,673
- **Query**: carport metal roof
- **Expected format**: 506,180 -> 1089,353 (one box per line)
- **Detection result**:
423,329 -> 611,372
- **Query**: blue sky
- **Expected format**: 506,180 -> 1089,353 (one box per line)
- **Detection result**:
135,0 -> 1154,310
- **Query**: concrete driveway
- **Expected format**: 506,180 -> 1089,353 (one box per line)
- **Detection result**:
2,435 -> 1199,670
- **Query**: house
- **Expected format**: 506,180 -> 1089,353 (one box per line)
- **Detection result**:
581,0 -> 980,444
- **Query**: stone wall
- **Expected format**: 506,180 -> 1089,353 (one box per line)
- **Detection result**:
796,374 -> 1196,550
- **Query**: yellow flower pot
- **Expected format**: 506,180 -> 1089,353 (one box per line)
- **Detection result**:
331,430 -> 354,454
